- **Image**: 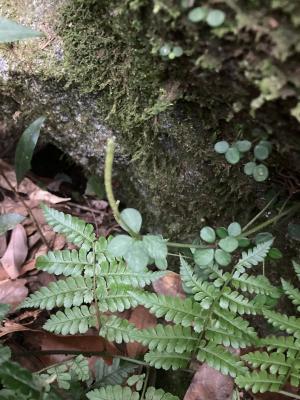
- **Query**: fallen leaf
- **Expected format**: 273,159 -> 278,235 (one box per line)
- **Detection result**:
52,234 -> 66,250
20,259 -> 36,275
0,321 -> 33,337
29,189 -> 70,204
0,266 -> 9,281
0,160 -> 37,194
0,224 -> 28,278
184,363 -> 234,400
153,271 -> 186,299
0,234 -> 7,257
126,306 -> 156,358
0,278 -> 28,307
0,197 -> 28,216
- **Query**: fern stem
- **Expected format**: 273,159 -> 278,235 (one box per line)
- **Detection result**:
242,203 -> 300,237
92,243 -> 101,331
167,242 -> 213,249
278,390 -> 300,399
35,356 -> 76,374
104,138 -> 141,240
242,194 -> 278,232
141,366 -> 150,400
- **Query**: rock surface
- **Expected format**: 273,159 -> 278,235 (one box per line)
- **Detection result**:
1,0 -> 299,239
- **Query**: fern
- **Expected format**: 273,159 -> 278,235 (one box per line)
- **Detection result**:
242,351 -> 291,375
144,351 -> 191,370
231,272 -> 280,298
235,371 -> 283,393
21,277 -> 93,310
197,342 -> 248,378
86,385 -> 139,400
235,240 -> 273,273
219,288 -> 259,315
263,310 -> 300,337
144,387 -> 180,400
281,279 -> 300,311
132,324 -> 198,354
260,335 -> 300,357
98,285 -> 140,312
93,358 -> 138,387
42,205 -> 96,250
36,249 -> 94,276
99,316 -> 137,343
43,305 -> 96,335
129,291 -> 205,332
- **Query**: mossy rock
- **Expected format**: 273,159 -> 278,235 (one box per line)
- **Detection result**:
0,0 -> 299,239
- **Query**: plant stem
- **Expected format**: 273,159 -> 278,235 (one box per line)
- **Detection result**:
141,366 -> 150,400
279,390 -> 300,400
167,242 -> 212,249
17,349 -> 149,367
92,243 -> 101,331
36,356 -> 76,374
104,138 -> 141,240
242,194 -> 278,232
1,172 -> 50,250
242,203 -> 300,237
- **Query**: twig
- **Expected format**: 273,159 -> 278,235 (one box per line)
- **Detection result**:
242,193 -> 278,232
141,366 -> 150,400
1,172 -> 50,250
279,390 -> 300,400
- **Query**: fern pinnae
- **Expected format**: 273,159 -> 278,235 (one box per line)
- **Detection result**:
261,336 -> 300,357
205,324 -> 252,349
220,288 -> 259,315
21,276 -> 93,310
36,249 -> 93,276
132,324 -> 198,354
263,310 -> 300,337
144,351 -> 191,370
43,305 -> 96,335
42,205 -> 96,250
99,315 -> 137,344
235,370 -> 284,393
281,279 -> 300,311
235,240 -> 273,273
232,272 -> 280,298
98,285 -> 139,313
87,385 -> 139,400
242,351 -> 291,375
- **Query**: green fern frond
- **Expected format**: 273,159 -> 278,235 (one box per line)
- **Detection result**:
42,205 -> 96,250
220,288 -> 259,315
94,358 -> 138,387
261,336 -> 300,357
180,257 -> 218,301
43,305 -> 96,335
235,370 -> 283,393
21,277 -> 93,310
132,324 -> 198,354
145,387 -> 180,400
40,364 -> 71,390
213,308 -> 258,343
242,351 -> 291,375
197,342 -> 248,378
69,355 -> 90,381
281,279 -> 300,311
86,385 -> 139,400
129,291 -> 205,332
293,260 -> 300,280
98,285 -> 139,312
202,264 -> 229,286
144,351 -> 191,370
263,310 -> 300,337
235,240 -> 273,273
36,249 -> 94,276
232,272 -> 280,298
101,261 -> 166,288
99,316 -> 137,343
205,325 -> 252,349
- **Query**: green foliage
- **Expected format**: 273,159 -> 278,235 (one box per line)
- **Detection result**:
86,385 -> 180,400
0,17 -> 42,43
214,139 -> 272,182
93,358 -> 138,387
14,117 -> 46,184
0,213 -> 25,235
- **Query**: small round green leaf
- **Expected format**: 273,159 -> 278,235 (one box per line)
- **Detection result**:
255,232 -> 274,245
244,162 -> 256,176
107,235 -> 134,257
259,140 -> 272,152
159,44 -> 171,56
227,222 -> 242,237
120,208 -> 142,233
124,241 -> 149,272
206,9 -> 226,27
142,235 -> 168,260
253,164 -> 269,182
194,249 -> 214,266
254,144 -> 270,161
188,7 -> 207,22
236,140 -> 252,153
215,249 -> 231,266
225,147 -> 240,164
200,226 -> 216,243
214,141 -> 229,154
172,46 -> 183,57
219,237 -> 239,253
216,227 -> 228,239
268,248 -> 283,260
238,237 -> 251,248
181,0 -> 194,8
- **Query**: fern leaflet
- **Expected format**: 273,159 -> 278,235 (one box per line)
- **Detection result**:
93,358 -> 138,387
281,279 -> 300,311
235,371 -> 283,393
86,385 -> 139,400
235,240 -> 273,273
231,272 -> 280,298
242,351 -> 291,375
220,288 -> 259,315
98,285 -> 139,312
99,316 -> 137,343
144,351 -> 191,370
263,310 -> 300,337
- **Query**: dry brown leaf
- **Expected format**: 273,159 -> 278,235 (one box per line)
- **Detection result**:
184,364 -> 234,400
52,234 -> 66,250
0,224 -> 28,279
0,197 -> 28,216
0,160 -> 37,194
0,266 -> 9,281
29,189 -> 70,204
20,259 -> 36,275
0,321 -> 33,337
0,278 -> 28,307
153,271 -> 186,299
0,234 -> 7,257
126,306 -> 156,358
